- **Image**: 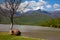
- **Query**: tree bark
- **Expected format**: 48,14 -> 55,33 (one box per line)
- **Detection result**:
10,8 -> 15,29
10,15 -> 13,34
10,8 -> 14,34
10,16 -> 13,30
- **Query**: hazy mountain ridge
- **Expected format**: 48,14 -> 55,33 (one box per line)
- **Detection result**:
24,9 -> 60,18
0,8 -> 60,18
50,10 -> 60,18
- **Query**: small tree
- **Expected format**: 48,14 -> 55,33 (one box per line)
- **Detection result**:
0,0 -> 29,34
0,15 -> 2,22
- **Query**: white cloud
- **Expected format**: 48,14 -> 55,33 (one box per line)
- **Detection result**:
18,0 -> 47,12
19,1 -> 29,9
0,4 -> 5,9
35,7 -> 40,10
39,0 -> 48,5
17,0 -> 52,12
32,7 -> 40,10
39,0 -> 43,1
18,1 -> 29,12
40,6 -> 45,10
53,3 -> 60,9
28,0 -> 46,10
55,9 -> 60,11
46,5 -> 52,8
23,8 -> 31,12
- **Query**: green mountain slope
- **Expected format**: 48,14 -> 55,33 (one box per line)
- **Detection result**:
14,12 -> 52,25
0,12 -> 52,26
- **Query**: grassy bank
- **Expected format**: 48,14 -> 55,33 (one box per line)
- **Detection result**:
0,32 -> 46,40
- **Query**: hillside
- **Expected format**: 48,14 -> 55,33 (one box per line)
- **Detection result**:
0,11 -> 60,28
0,12 -> 51,25
13,12 -> 52,25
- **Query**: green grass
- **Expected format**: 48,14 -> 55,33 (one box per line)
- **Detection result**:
0,32 -> 46,40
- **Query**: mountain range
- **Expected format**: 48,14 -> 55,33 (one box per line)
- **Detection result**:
0,7 -> 60,18
50,10 -> 60,18
23,9 -> 60,18
0,8 -> 60,26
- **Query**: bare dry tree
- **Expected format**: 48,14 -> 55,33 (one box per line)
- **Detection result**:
0,0 -> 30,34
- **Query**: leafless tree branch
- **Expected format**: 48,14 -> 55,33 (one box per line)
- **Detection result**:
0,0 -> 30,31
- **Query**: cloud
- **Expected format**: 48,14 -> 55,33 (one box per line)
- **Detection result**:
19,1 -> 29,9
53,3 -> 60,9
35,7 -> 40,10
28,0 -> 47,10
17,1 -> 30,12
39,0 -> 48,6
14,0 -> 57,12
40,6 -> 45,10
18,0 -> 47,12
23,8 -> 32,12
55,9 -> 60,11
46,5 -> 52,8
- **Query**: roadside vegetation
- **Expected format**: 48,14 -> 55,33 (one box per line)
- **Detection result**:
0,32 -> 46,40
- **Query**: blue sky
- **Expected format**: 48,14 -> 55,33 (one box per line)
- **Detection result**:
0,0 -> 60,11
0,0 -> 59,4
22,0 -> 60,4
45,0 -> 60,4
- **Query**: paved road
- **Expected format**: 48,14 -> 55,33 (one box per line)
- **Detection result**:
0,24 -> 60,40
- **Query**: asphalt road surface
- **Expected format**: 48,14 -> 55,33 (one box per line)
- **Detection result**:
0,24 -> 60,40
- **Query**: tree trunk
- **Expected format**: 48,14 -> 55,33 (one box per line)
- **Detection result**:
10,14 -> 13,34
10,16 -> 13,30
9,8 -> 14,34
